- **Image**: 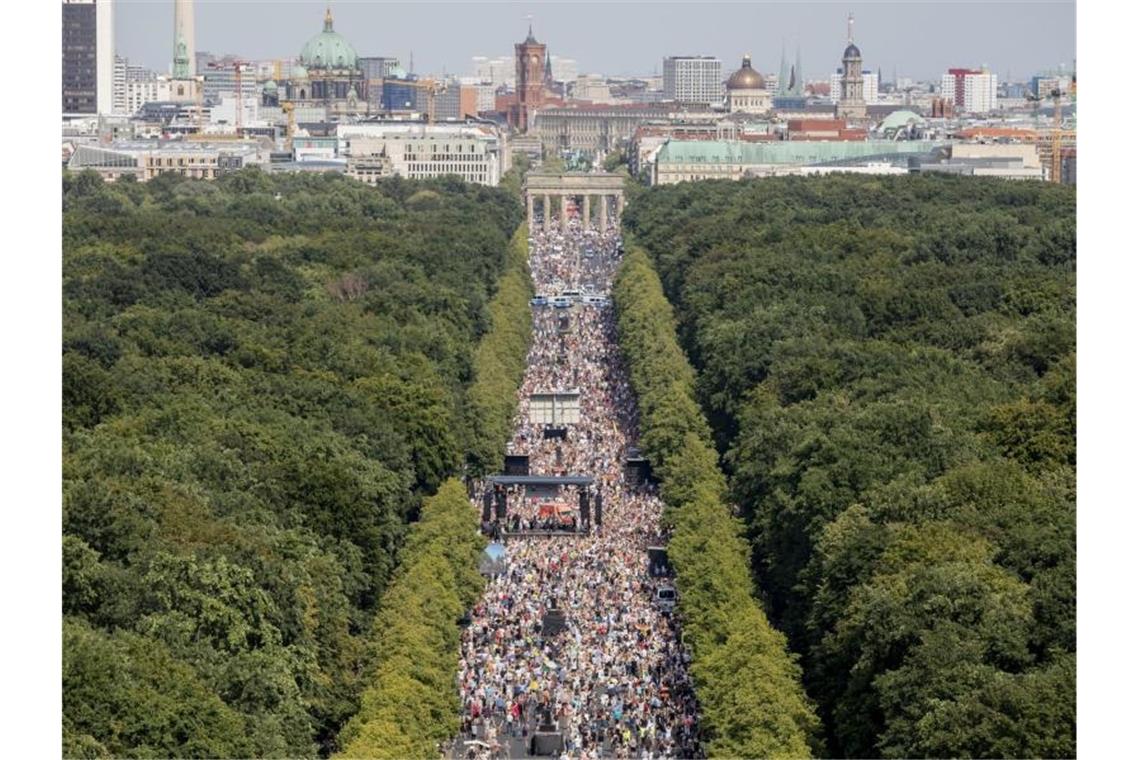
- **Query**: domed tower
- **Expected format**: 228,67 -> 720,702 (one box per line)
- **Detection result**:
726,55 -> 771,114
292,5 -> 363,107
837,12 -> 867,119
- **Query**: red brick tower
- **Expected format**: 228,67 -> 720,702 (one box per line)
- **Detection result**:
514,24 -> 546,132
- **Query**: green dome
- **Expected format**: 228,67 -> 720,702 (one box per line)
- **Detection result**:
300,7 -> 358,70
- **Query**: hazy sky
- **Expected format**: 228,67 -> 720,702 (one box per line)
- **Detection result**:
114,0 -> 1076,82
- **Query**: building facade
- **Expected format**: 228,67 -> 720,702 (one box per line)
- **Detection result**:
359,56 -> 400,108
652,139 -> 942,184
940,68 -> 997,113
533,103 -> 719,153
339,123 -> 505,186
282,7 -> 367,117
662,56 -> 722,106
63,0 -> 114,115
725,56 -> 771,114
67,140 -> 264,181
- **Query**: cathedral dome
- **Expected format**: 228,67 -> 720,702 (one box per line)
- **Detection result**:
300,7 -> 358,70
727,56 -> 765,90
843,43 -> 862,60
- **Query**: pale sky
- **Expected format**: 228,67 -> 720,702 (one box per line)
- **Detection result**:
114,0 -> 1076,82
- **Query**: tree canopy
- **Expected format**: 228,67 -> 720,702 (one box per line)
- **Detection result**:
62,168 -> 522,756
623,174 -> 1075,758
614,245 -> 822,758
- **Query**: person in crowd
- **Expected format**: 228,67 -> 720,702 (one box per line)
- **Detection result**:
459,221 -> 700,759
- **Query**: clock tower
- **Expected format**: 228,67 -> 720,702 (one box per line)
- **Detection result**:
514,24 -> 547,132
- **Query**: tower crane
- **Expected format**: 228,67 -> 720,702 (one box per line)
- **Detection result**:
232,60 -> 252,136
1049,87 -> 1063,184
282,101 -> 296,154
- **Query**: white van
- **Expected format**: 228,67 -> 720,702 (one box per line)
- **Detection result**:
655,585 -> 677,612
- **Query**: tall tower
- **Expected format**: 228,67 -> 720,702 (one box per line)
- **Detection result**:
173,0 -> 196,78
837,12 -> 866,119
514,23 -> 546,132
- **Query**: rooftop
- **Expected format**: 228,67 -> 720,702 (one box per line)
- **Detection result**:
656,138 -> 947,166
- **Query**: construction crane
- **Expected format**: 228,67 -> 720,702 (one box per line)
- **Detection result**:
232,60 -> 252,136
1049,87 -> 1063,184
195,75 -> 204,135
282,101 -> 296,154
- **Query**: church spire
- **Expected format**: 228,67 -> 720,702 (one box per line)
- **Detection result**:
847,11 -> 855,43
778,38 -> 788,94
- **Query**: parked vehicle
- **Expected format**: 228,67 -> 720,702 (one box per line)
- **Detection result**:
655,585 -> 677,612
552,296 -> 572,308
530,295 -> 549,307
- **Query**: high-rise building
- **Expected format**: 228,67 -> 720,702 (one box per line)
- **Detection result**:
173,0 -> 196,77
836,13 -> 866,120
112,55 -> 159,115
662,56 -> 722,106
940,68 -> 997,113
360,56 -> 400,107
513,24 -> 547,132
112,54 -> 127,114
62,0 -> 114,115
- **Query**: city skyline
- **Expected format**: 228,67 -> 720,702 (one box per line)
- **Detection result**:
112,0 -> 1075,82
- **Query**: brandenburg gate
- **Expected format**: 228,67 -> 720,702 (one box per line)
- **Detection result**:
523,172 -> 626,232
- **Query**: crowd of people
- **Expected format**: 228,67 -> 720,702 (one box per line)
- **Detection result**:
457,222 -> 702,759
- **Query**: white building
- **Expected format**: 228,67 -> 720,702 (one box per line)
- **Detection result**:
210,92 -> 260,127
662,56 -> 723,106
471,56 -> 515,88
572,75 -> 614,103
113,57 -> 161,115
67,140 -> 265,182
940,70 -> 997,113
550,56 -> 579,84
338,123 -> 506,186
830,69 -> 878,104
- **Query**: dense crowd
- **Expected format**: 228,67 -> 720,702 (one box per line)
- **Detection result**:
457,222 -> 702,759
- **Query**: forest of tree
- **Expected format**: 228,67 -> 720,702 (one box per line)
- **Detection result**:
624,174 -> 1076,758
613,246 -> 821,757
62,168 -> 522,757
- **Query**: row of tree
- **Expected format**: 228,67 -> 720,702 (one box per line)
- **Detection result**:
464,225 -> 534,476
62,168 -> 522,756
612,244 -> 822,757
338,219 -> 534,753
335,479 -> 486,757
623,174 -> 1076,757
